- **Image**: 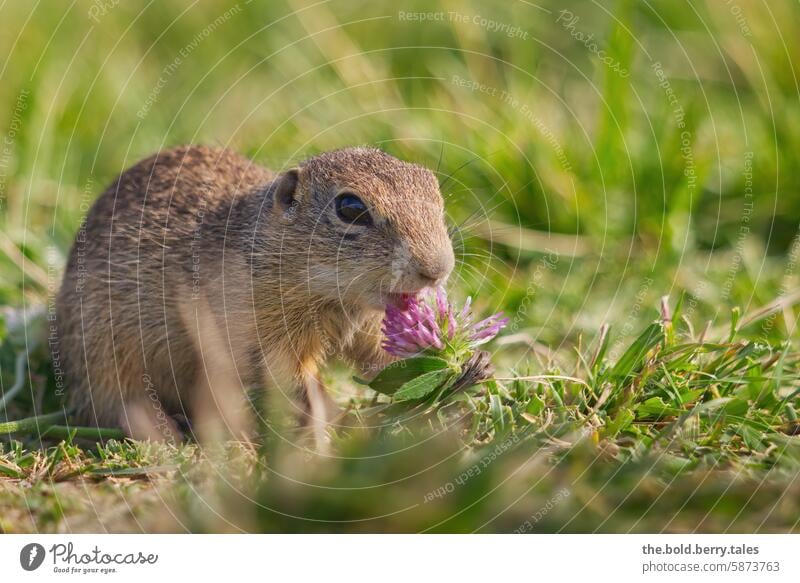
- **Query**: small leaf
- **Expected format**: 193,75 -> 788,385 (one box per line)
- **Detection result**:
728,306 -> 741,341
489,393 -> 506,431
719,397 -> 749,417
671,292 -> 685,326
368,356 -> 449,395
677,388 -> 705,405
0,460 -> 22,478
607,322 -> 663,381
526,394 -> 545,415
635,397 -> 684,419
590,324 -> 611,372
738,425 -> 765,451
659,454 -> 694,475
604,407 -> 635,437
393,369 -> 453,401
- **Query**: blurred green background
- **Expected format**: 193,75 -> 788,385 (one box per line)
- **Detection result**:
1,0 -> 800,533
1,0 -> 798,338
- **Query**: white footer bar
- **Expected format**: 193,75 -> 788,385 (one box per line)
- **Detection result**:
1,534 -> 797,582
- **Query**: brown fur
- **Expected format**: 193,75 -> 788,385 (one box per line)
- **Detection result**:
54,145 -> 454,444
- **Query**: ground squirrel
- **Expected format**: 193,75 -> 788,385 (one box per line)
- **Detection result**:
54,145 -> 455,445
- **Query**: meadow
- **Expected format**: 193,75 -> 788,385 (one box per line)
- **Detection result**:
1,0 -> 800,532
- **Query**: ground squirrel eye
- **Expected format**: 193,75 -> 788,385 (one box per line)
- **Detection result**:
335,193 -> 372,226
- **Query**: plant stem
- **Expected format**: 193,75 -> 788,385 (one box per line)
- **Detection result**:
0,411 -> 64,434
0,350 -> 29,412
494,374 -> 592,390
40,425 -> 125,441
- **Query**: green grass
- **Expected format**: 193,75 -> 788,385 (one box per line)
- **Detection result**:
1,0 -> 800,532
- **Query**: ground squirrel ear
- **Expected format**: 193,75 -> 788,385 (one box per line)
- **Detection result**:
270,168 -> 300,222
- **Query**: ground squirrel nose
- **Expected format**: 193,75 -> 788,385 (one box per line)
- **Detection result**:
417,249 -> 455,285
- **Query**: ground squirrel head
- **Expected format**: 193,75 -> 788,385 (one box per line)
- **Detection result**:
268,147 -> 455,309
